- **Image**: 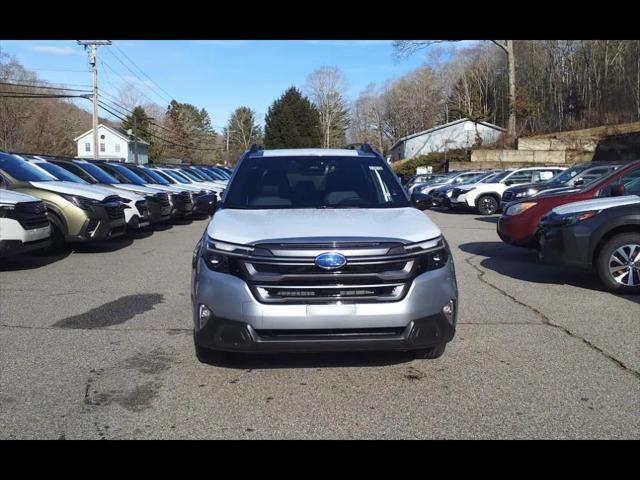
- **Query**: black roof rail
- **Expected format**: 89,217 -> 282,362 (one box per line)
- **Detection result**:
249,144 -> 263,153
344,143 -> 375,154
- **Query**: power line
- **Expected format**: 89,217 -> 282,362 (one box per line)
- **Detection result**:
0,78 -> 93,89
99,58 -> 160,107
0,92 -> 90,99
112,43 -> 175,102
0,81 -> 92,93
104,47 -> 172,105
96,100 -> 218,152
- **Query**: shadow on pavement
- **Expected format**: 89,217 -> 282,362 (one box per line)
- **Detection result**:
0,250 -> 71,271
473,216 -> 499,224
201,350 -> 417,370
459,241 -> 639,304
70,236 -> 134,254
126,228 -> 154,240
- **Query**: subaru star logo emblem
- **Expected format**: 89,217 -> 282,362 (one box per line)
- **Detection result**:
315,252 -> 347,270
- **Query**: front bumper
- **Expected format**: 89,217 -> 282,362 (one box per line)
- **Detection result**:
66,204 -> 126,242
192,259 -> 458,353
497,214 -> 539,248
538,223 -> 592,270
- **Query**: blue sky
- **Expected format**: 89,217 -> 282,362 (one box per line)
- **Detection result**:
0,40 -> 463,130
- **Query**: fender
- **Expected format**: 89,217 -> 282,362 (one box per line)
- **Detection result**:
589,208 -> 640,262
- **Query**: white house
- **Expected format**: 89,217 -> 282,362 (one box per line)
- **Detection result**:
388,118 -> 505,162
74,124 -> 150,164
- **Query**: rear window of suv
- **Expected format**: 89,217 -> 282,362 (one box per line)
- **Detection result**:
224,155 -> 410,209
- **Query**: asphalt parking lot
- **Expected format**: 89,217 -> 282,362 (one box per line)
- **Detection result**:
1,210 -> 638,439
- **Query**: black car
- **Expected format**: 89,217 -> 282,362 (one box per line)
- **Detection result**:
501,162 -> 622,208
538,195 -> 640,294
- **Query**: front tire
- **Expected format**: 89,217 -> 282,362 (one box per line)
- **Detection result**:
596,233 -> 640,294
412,342 -> 447,359
476,195 -> 499,215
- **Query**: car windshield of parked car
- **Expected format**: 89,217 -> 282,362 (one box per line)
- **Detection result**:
489,171 -> 513,183
150,169 -> 177,184
162,169 -> 191,184
546,166 -> 585,185
75,162 -> 121,184
33,162 -> 89,184
138,167 -> 170,185
192,168 -> 217,181
0,155 -> 57,182
224,155 -> 411,209
480,172 -> 504,183
106,164 -> 147,185
179,169 -> 203,182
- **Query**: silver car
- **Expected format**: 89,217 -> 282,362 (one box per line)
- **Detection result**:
191,146 -> 458,361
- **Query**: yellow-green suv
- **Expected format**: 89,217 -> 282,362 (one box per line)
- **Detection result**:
0,152 -> 126,249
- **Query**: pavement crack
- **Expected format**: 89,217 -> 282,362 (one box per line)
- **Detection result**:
465,254 -> 640,380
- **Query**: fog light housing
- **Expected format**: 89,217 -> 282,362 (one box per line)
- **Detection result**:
198,304 -> 212,329
442,299 -> 456,325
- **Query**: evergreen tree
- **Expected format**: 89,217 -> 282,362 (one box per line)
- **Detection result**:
264,87 -> 321,148
122,106 -> 153,141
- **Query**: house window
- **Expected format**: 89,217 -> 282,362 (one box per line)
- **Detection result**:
115,144 -> 120,153
100,143 -> 106,153
85,143 -> 91,152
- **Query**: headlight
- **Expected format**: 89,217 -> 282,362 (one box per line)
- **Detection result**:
446,189 -> 453,197
516,188 -> 538,198
119,197 -> 132,204
60,194 -> 100,210
209,239 -> 254,255
199,238 -> 253,273
544,210 -> 599,226
505,202 -> 537,216
0,204 -> 15,217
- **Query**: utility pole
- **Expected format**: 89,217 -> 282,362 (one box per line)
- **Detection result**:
226,128 -> 230,152
133,115 -> 139,164
77,40 -> 111,160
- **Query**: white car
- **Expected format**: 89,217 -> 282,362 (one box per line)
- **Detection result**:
449,166 -> 566,215
0,188 -> 52,257
24,157 -> 150,230
155,167 -> 226,196
416,171 -> 487,197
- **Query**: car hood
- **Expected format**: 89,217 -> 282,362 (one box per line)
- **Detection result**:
0,189 -> 41,205
94,185 -> 144,202
208,207 -> 441,245
110,184 -> 164,195
29,181 -> 115,200
144,184 -> 184,193
551,195 -> 640,215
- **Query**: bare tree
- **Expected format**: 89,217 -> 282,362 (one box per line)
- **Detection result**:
305,67 -> 350,148
394,40 -> 518,141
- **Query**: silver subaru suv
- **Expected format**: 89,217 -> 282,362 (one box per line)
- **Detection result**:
191,145 -> 458,361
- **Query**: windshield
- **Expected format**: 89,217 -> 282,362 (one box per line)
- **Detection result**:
192,168 -> 217,181
138,167 -> 170,185
161,169 -> 191,184
104,163 -> 147,185
224,155 -> 410,209
179,169 -> 203,182
546,166 -> 586,184
480,172 -> 503,183
33,162 -> 88,184
490,171 -> 513,183
422,174 -> 453,185
150,169 -> 177,184
74,162 -> 120,184
0,155 -> 56,182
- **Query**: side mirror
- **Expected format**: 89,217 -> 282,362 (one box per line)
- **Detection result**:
411,192 -> 432,211
610,184 -> 626,197
573,179 -> 585,187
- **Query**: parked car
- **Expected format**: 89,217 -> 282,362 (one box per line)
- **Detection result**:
449,166 -> 566,215
414,171 -> 488,206
406,173 -> 454,195
501,162 -> 623,209
430,171 -> 499,208
0,152 -> 126,248
0,188 -> 51,257
192,145 -> 458,361
154,166 -> 225,195
23,156 -> 150,231
405,173 -> 439,190
538,195 -> 640,294
497,161 -> 640,248
93,162 -> 192,219
45,158 -> 171,225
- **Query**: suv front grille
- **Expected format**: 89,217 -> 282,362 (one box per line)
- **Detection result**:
6,201 -> 49,230
102,196 -> 125,220
238,241 -> 419,304
135,200 -> 148,218
178,191 -> 193,203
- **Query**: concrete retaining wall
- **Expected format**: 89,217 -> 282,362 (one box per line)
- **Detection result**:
471,149 -> 570,164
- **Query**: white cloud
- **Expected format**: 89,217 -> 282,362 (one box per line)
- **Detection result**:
32,45 -> 81,56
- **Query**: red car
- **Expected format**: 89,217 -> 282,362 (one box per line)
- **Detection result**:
497,161 -> 640,248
